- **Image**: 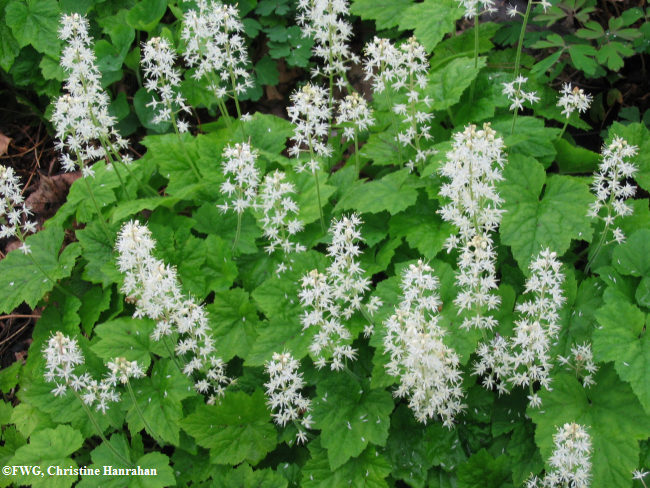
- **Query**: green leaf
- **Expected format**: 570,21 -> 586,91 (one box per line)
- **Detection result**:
126,360 -> 193,445
91,317 -> 167,369
0,227 -> 80,313
63,162 -> 120,223
193,203 -> 260,255
311,374 -> 393,470
494,116 -> 560,167
428,57 -> 487,111
337,170 -> 419,215
134,87 -> 171,132
398,0 -> 464,52
246,318 -> 314,366
457,449 -> 512,488
0,361 -> 21,392
593,301 -> 650,414
0,15 -> 20,71
78,286 -> 112,334
499,155 -> 593,270
110,197 -> 180,224
612,229 -> 650,277
126,0 -> 167,31
528,366 -> 650,488
78,434 -> 176,488
255,56 -> 279,86
389,197 -> 454,260
5,0 -> 60,57
9,425 -> 83,488
507,421 -> 543,486
553,138 -> 600,174
213,463 -> 288,488
76,221 -> 121,287
206,288 -> 259,361
302,440 -> 392,488
181,390 -> 277,465
350,0 -> 411,30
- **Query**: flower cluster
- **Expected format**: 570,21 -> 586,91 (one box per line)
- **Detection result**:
257,170 -> 306,274
336,92 -> 374,140
288,83 -> 332,173
588,136 -> 638,244
502,75 -> 540,112
393,37 -> 435,172
296,0 -> 358,87
141,36 -> 191,132
43,332 -> 121,413
383,260 -> 465,427
53,13 -> 129,177
526,423 -> 592,488
438,123 -> 505,330
218,142 -> 260,215
0,165 -> 36,250
558,342 -> 598,388
106,357 -> 146,384
456,0 -> 496,18
476,249 -> 565,407
557,83 -> 593,119
115,220 -> 232,403
299,214 -> 374,370
181,0 -> 253,99
264,351 -> 313,444
362,37 -> 404,94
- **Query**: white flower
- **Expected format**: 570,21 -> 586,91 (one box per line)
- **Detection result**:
257,170 -> 306,274
383,260 -> 465,427
0,165 -> 36,241
300,214 -> 372,370
363,37 -> 404,95
106,357 -> 145,384
115,220 -> 233,401
296,0 -> 358,85
336,92 -> 374,138
588,136 -> 638,244
264,351 -> 312,443
393,37 -> 436,172
53,14 -> 128,176
486,249 -> 565,404
142,37 -> 191,129
438,123 -> 505,331
287,83 -> 332,172
181,1 -> 253,99
558,342 -> 598,388
557,83 -> 593,119
217,142 -> 260,214
502,75 -> 540,112
456,0 -> 496,19
527,423 -> 592,488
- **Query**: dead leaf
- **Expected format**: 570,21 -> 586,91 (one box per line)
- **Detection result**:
25,172 -> 80,220
0,133 -> 11,156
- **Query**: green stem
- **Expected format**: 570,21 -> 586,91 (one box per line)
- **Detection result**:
513,0 -> 534,79
558,119 -> 569,140
126,379 -> 164,446
71,388 -> 133,467
469,7 -> 480,102
162,335 -> 183,374
308,135 -> 326,233
510,110 -> 519,135
354,131 -> 360,177
170,111 -> 202,180
102,138 -> 158,198
233,211 -> 242,253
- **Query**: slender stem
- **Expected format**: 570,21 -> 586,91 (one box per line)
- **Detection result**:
585,223 -> 609,275
308,135 -> 326,233
126,379 -> 164,446
77,157 -> 113,241
558,119 -> 569,140
233,211 -> 242,253
354,131 -> 360,177
510,110 -> 519,135
170,111 -> 202,180
70,388 -> 133,467
162,335 -> 183,374
513,0 -> 534,79
102,137 -> 158,197
469,7 -> 480,102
